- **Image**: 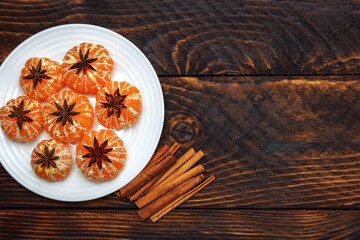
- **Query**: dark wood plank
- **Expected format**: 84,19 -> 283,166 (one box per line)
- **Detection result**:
0,165 -> 133,208
1,76 -> 360,209
0,0 -> 359,75
160,76 -> 360,208
1,209 -> 360,239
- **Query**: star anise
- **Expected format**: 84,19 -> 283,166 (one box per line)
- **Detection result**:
22,59 -> 51,89
49,99 -> 80,127
34,145 -> 59,169
69,49 -> 98,74
100,88 -> 127,118
82,137 -> 113,170
8,99 -> 33,130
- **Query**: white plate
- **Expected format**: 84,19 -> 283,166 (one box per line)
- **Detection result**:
0,24 -> 164,202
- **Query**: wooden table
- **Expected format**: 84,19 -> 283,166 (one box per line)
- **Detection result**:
1,1 -> 360,239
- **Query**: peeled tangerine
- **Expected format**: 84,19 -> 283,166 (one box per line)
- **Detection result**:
42,90 -> 94,144
19,57 -> 63,101
62,42 -> 114,93
96,81 -> 142,130
31,139 -> 72,182
0,96 -> 43,143
76,130 -> 126,182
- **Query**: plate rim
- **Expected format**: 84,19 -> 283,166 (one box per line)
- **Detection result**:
0,23 -> 164,202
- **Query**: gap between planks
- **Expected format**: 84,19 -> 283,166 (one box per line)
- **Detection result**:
157,74 -> 360,77
1,207 -> 360,211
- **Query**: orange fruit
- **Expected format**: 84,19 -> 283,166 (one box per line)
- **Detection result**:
62,42 -> 114,93
31,139 -> 72,182
0,96 -> 43,142
75,129 -> 126,182
19,57 -> 63,101
42,90 -> 94,144
95,81 -> 142,130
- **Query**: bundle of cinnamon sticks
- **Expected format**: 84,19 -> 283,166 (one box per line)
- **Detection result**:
115,142 -> 215,222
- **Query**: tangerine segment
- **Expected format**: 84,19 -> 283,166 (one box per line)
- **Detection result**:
43,90 -> 94,144
96,81 -> 142,130
31,139 -> 72,182
76,129 -> 126,182
19,57 -> 63,101
0,96 -> 43,143
62,42 -> 114,94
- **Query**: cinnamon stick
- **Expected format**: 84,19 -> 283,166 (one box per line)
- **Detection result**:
115,144 -> 169,198
137,174 -> 205,221
135,164 -> 205,208
129,170 -> 165,201
146,144 -> 170,169
169,142 -> 181,155
145,148 -> 196,194
152,150 -> 204,191
114,191 -> 122,198
150,174 -> 215,222
119,154 -> 177,198
139,142 -> 178,173
126,143 -> 180,200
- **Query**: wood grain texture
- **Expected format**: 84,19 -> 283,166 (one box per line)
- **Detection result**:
1,1 -> 359,238
1,209 -> 360,239
0,0 -> 359,75
1,76 -> 360,209
0,165 -> 131,208
160,76 -> 360,208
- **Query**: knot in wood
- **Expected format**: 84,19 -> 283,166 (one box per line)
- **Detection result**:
171,122 -> 194,143
168,113 -> 203,148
